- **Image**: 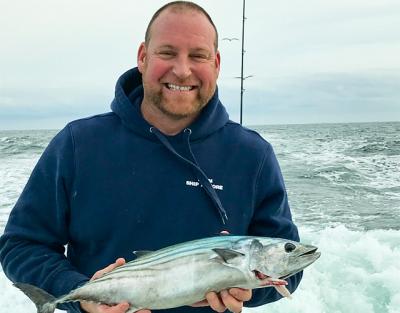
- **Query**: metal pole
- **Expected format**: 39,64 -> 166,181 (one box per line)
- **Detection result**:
240,0 -> 246,125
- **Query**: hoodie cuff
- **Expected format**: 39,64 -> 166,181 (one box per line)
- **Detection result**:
50,270 -> 89,311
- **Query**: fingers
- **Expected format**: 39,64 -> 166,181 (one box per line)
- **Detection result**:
82,260 -> 132,313
80,301 -> 130,313
100,302 -> 129,312
81,301 -> 151,313
92,258 -> 126,280
205,288 -> 252,313
206,292 -> 226,313
80,300 -> 94,312
228,288 -> 252,302
220,290 -> 242,313
190,299 -> 209,307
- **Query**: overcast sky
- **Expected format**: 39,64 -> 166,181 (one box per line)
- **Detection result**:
1,0 -> 399,129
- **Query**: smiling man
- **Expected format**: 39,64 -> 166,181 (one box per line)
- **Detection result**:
138,4 -> 221,135
0,2 -> 302,313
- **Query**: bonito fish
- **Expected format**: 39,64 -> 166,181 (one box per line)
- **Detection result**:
15,235 -> 320,313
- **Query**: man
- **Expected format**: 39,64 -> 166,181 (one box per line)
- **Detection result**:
0,2 -> 302,313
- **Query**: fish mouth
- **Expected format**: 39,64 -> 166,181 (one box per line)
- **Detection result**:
263,270 -> 303,280
300,247 -> 318,256
253,270 -> 269,280
279,247 -> 321,279
253,270 -> 288,286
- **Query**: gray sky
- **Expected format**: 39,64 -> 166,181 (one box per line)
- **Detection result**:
1,0 -> 399,129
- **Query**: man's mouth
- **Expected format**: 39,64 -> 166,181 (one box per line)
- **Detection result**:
165,83 -> 196,91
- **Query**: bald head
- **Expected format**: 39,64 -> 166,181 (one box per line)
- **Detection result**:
144,1 -> 219,52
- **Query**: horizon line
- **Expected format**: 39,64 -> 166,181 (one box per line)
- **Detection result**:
0,120 -> 399,132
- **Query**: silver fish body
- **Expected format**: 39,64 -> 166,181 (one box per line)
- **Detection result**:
15,235 -> 320,313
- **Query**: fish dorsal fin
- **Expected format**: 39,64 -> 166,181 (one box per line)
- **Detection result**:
212,248 -> 245,263
133,250 -> 153,258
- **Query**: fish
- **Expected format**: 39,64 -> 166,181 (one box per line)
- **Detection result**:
14,235 -> 320,313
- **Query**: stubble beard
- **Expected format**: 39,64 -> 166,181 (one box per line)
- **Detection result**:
144,85 -> 213,121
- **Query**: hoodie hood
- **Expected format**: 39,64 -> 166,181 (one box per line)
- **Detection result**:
111,67 -> 229,140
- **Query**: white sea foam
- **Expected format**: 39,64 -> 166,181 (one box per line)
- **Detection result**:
251,226 -> 400,313
1,225 -> 399,313
0,157 -> 38,230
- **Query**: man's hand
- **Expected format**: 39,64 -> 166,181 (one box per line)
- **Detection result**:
192,230 -> 252,313
80,301 -> 131,313
192,288 -> 252,313
80,258 -> 151,313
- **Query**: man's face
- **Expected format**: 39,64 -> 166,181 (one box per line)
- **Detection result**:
138,9 -> 220,120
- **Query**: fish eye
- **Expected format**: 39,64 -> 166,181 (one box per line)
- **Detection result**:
284,243 -> 296,253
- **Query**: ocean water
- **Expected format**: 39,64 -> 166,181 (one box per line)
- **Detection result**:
253,122 -> 400,231
1,122 -> 399,313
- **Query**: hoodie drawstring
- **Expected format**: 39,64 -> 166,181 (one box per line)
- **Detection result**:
150,127 -> 228,225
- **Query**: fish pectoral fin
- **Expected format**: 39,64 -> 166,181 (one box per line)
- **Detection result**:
212,248 -> 245,263
132,250 -> 153,258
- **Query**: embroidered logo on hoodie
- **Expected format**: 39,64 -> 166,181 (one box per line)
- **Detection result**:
186,178 -> 224,191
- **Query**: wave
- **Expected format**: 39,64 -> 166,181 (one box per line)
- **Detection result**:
292,151 -> 400,192
0,136 -> 47,156
0,130 -> 56,157
252,225 -> 400,313
350,140 -> 400,156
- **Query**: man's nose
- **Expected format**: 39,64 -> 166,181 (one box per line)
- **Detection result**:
172,57 -> 192,79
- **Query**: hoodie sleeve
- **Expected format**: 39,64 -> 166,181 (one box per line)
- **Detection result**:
245,143 -> 303,307
0,125 -> 89,312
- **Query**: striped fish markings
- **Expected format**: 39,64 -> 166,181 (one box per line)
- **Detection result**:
14,235 -> 320,313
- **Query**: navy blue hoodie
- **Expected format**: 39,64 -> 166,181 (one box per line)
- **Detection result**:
0,68 -> 302,312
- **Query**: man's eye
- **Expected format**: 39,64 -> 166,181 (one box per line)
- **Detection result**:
192,54 -> 207,59
159,51 -> 174,56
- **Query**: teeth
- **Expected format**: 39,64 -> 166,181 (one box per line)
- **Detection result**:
167,83 -> 193,91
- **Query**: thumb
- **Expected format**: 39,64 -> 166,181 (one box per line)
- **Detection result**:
92,258 -> 126,280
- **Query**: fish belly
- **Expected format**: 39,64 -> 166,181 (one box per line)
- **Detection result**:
71,254 -> 249,310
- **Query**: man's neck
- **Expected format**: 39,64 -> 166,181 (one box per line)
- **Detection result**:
140,100 -> 198,136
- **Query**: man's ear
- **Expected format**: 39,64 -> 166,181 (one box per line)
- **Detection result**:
215,50 -> 221,78
137,42 -> 147,73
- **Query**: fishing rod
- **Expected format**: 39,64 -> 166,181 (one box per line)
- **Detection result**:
240,0 -> 246,125
223,0 -> 252,125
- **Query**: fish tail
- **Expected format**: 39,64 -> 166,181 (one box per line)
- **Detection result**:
14,282 -> 57,313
